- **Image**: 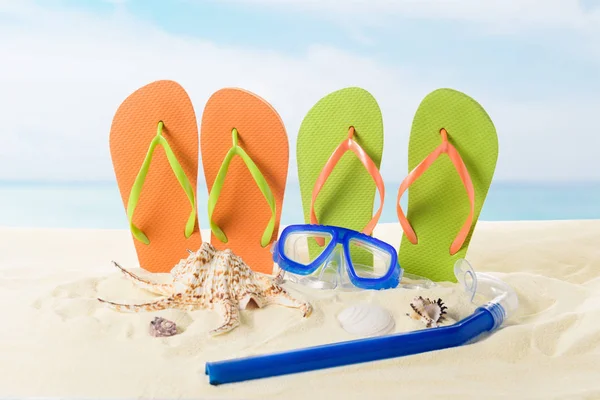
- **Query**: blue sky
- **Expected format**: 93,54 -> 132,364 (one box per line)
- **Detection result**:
1,0 -> 600,184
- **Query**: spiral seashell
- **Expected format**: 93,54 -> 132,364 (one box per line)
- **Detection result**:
149,317 -> 177,337
407,296 -> 447,328
337,303 -> 395,337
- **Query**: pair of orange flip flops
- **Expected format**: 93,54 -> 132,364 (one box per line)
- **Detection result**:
110,80 -> 287,275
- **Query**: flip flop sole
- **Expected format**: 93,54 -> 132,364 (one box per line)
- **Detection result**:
399,88 -> 498,282
297,87 -> 384,230
201,88 -> 288,275
297,87 -> 384,267
110,80 -> 202,273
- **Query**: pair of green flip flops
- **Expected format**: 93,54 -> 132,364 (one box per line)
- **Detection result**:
298,87 -> 498,283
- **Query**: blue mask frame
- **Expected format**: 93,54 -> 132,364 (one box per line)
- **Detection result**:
272,224 -> 402,290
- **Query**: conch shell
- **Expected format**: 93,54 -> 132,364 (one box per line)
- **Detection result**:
407,296 -> 447,328
99,243 -> 311,336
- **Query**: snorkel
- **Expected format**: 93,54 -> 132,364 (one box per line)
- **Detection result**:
204,259 -> 519,385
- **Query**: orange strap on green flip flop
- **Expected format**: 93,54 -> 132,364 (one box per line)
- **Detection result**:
208,128 -> 276,248
397,88 -> 497,283
310,126 -> 385,244
397,128 -> 475,255
127,121 -> 197,245
297,87 -> 384,269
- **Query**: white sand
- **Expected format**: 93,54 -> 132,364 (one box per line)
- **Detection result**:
1,220 -> 600,399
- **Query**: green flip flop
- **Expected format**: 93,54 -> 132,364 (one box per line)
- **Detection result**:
397,88 -> 499,282
297,87 -> 385,265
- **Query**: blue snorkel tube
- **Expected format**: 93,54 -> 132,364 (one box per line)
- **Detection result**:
205,259 -> 519,385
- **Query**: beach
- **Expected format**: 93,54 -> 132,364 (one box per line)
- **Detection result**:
0,220 -> 599,399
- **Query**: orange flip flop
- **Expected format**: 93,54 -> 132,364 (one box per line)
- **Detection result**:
201,88 -> 288,275
110,80 -> 202,273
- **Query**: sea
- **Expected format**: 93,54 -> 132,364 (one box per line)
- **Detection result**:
0,180 -> 599,229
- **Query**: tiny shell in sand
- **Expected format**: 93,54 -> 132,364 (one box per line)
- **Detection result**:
149,317 -> 177,337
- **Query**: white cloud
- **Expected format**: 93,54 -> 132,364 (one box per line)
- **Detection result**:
223,0 -> 600,34
0,0 -> 598,188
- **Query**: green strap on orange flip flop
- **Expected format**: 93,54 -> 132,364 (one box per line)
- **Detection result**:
127,121 -> 197,244
207,128 -> 276,248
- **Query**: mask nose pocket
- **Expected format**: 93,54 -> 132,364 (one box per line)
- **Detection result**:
315,249 -> 342,289
295,245 -> 342,289
320,246 -> 358,291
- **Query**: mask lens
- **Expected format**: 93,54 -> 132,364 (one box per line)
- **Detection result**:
348,238 -> 393,279
282,231 -> 333,266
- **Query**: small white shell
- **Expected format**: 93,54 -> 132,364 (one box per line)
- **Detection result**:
337,303 -> 395,337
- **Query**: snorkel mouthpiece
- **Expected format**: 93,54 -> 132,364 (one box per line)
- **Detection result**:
454,258 -> 519,328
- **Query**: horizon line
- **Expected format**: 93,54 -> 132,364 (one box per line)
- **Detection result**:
1,179 -> 600,186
